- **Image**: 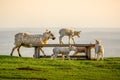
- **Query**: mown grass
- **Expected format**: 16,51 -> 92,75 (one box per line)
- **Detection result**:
0,55 -> 120,80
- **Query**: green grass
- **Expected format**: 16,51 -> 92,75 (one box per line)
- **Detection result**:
0,55 -> 120,80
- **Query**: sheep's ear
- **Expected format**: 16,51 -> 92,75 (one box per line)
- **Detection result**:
95,39 -> 98,42
95,39 -> 98,43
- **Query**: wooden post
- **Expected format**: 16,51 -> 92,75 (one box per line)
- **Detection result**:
86,47 -> 89,59
34,47 -> 40,58
86,47 -> 92,60
37,47 -> 40,58
34,47 -> 37,58
88,47 -> 92,60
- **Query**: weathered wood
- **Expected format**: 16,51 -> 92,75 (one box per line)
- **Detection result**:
88,47 -> 92,59
34,47 -> 40,58
85,47 -> 89,59
32,44 -> 95,47
33,44 -> 95,59
86,46 -> 92,60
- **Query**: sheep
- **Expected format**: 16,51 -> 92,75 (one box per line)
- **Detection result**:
10,30 -> 56,57
73,45 -> 95,56
51,46 -> 76,60
59,28 -> 81,44
95,40 -> 104,60
73,47 -> 86,56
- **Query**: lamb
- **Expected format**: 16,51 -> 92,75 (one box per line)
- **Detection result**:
51,46 -> 76,60
10,30 -> 56,57
73,45 -> 95,56
73,47 -> 86,56
59,28 -> 81,44
95,40 -> 104,60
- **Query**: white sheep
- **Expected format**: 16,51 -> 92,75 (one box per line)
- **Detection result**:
95,40 -> 104,60
51,46 -> 76,60
73,47 -> 86,56
10,30 -> 56,57
59,28 -> 81,44
73,45 -> 95,56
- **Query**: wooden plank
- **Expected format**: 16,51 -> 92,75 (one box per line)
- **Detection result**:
32,44 -> 95,47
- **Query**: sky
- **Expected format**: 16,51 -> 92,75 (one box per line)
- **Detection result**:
0,0 -> 120,29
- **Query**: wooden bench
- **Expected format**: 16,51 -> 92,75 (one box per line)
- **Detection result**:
32,44 -> 95,60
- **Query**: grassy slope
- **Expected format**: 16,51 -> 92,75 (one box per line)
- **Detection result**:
0,55 -> 120,80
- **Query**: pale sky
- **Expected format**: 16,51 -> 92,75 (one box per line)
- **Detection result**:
0,0 -> 120,29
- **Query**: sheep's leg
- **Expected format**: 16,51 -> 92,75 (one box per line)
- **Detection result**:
62,54 -> 65,60
54,54 -> 58,60
17,46 -> 22,57
10,46 -> 18,56
97,53 -> 100,61
97,54 -> 99,61
101,53 -> 104,60
94,53 -> 97,59
67,54 -> 70,60
71,37 -> 75,44
59,35 -> 64,44
51,50 -> 55,59
51,54 -> 54,59
39,48 -> 46,56
68,36 -> 71,44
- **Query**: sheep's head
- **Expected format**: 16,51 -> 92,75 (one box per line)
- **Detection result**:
44,30 -> 56,40
75,31 -> 81,37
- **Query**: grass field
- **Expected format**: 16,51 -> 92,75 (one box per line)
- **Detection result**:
0,55 -> 120,80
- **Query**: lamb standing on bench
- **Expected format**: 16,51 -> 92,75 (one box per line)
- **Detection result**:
59,28 -> 81,44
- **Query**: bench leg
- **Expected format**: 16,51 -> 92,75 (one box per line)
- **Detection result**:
86,47 -> 92,60
34,47 -> 40,58
88,47 -> 91,60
